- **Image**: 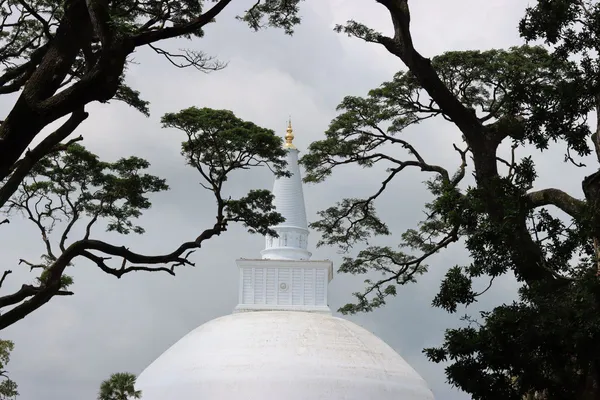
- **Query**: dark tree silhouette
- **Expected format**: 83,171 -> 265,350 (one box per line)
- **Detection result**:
302,1 -> 600,398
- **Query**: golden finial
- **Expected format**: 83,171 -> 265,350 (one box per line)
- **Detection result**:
284,117 -> 296,149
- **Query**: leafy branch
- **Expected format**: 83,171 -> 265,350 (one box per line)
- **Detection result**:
316,1 -> 600,398
0,0 -> 305,208
0,107 -> 286,330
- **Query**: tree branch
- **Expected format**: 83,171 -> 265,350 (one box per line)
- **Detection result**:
0,43 -> 51,91
132,0 -> 232,47
17,0 -> 53,39
148,44 -> 227,72
80,250 -> 179,278
0,284 -> 73,309
526,188 -> 586,218
18,259 -> 45,271
367,0 -> 554,284
85,0 -> 112,45
0,108 -> 89,208
0,0 -> 93,179
340,224 -> 460,314
0,271 -> 11,289
0,214 -> 226,330
373,0 -> 481,142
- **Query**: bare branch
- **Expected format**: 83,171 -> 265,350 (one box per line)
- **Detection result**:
565,145 -> 586,168
0,211 -> 226,330
132,0 -> 232,47
148,44 -> 227,72
81,250 -> 178,278
18,259 -> 45,271
83,212 -> 100,241
451,143 -> 468,186
0,271 -> 11,289
9,188 -> 57,261
474,276 -> 495,297
0,283 -> 73,310
526,188 -> 586,218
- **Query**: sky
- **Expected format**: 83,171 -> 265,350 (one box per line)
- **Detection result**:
0,0 -> 593,399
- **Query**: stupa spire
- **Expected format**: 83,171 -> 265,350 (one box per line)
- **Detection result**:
260,120 -> 311,261
235,118 -> 331,314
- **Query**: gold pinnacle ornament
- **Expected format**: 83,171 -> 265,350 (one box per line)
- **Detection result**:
284,118 -> 296,149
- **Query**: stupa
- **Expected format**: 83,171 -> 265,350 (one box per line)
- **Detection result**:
135,121 -> 435,400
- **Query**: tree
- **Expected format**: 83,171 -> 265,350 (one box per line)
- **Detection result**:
0,0 -> 303,328
0,0 -> 303,198
301,1 -> 600,399
0,107 -> 285,330
0,340 -> 18,400
98,372 -> 140,400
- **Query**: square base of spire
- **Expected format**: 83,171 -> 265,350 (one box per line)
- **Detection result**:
235,259 -> 333,313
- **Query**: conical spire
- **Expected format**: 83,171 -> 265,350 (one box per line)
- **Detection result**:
261,120 -> 311,261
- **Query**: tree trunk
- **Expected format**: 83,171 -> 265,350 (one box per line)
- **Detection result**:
583,171 -> 600,275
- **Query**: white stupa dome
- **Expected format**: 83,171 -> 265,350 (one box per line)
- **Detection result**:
136,124 -> 435,400
136,311 -> 434,400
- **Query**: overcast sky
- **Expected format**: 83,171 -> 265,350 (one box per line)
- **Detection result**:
0,1 -> 590,399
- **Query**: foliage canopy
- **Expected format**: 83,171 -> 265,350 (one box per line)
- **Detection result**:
0,107 -> 284,330
302,0 -> 600,398
0,340 -> 17,400
98,372 -> 141,400
0,0 -> 301,330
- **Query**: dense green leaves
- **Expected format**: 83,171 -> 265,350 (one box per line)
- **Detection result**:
237,0 -> 303,35
162,107 -> 288,180
520,0 -> 600,162
425,273 -> 600,400
0,340 -> 17,400
98,372 -> 141,400
432,266 -> 477,313
0,0 -> 307,331
0,106 -> 288,330
337,246 -> 427,314
302,44 -> 595,305
0,0 -> 306,214
310,198 -> 390,250
0,0 -> 304,112
3,144 -> 168,291
162,107 -> 286,236
304,48 -> 577,314
434,47 -> 591,156
224,189 -> 283,236
520,0 -> 597,56
7,143 -> 168,238
303,45 -> 589,190
305,4 -> 600,398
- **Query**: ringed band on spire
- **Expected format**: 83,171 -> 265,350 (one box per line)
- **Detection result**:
284,118 -> 296,149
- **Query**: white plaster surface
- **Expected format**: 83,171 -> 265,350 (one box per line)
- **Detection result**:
136,311 -> 435,400
271,148 -> 308,230
235,258 -> 333,313
136,140 -> 435,400
262,147 -> 311,260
